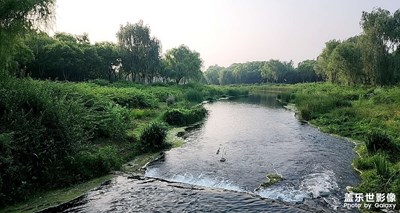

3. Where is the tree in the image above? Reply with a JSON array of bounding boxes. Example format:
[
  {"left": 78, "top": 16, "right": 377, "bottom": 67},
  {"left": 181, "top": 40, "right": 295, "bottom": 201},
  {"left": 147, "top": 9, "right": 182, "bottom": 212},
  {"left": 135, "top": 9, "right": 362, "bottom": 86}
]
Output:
[
  {"left": 232, "top": 62, "right": 263, "bottom": 84},
  {"left": 315, "top": 40, "right": 341, "bottom": 82},
  {"left": 261, "top": 59, "right": 294, "bottom": 83},
  {"left": 164, "top": 45, "right": 203, "bottom": 84},
  {"left": 0, "top": 0, "right": 55, "bottom": 75},
  {"left": 359, "top": 9, "right": 391, "bottom": 85},
  {"left": 295, "top": 60, "right": 321, "bottom": 83},
  {"left": 219, "top": 68, "right": 236, "bottom": 85},
  {"left": 330, "top": 41, "right": 363, "bottom": 85},
  {"left": 10, "top": 41, "right": 35, "bottom": 78},
  {"left": 95, "top": 42, "right": 122, "bottom": 82},
  {"left": 204, "top": 65, "right": 224, "bottom": 85},
  {"left": 117, "top": 20, "right": 161, "bottom": 83},
  {"left": 145, "top": 38, "right": 162, "bottom": 83}
]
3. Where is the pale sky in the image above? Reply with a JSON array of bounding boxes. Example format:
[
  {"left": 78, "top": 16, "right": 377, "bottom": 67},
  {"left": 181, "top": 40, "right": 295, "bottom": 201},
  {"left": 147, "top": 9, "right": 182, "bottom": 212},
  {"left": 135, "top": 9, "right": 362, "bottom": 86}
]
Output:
[{"left": 54, "top": 0, "right": 399, "bottom": 69}]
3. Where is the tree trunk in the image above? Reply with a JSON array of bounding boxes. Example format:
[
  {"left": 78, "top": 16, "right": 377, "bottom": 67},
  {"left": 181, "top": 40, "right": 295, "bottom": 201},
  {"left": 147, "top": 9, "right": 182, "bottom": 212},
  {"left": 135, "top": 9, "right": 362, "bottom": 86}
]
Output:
[{"left": 176, "top": 77, "right": 182, "bottom": 85}]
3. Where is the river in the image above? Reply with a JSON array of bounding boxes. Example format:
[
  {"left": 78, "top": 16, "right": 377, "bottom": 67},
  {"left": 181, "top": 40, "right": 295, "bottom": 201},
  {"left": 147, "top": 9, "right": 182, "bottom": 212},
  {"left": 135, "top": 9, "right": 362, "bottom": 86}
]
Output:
[{"left": 49, "top": 93, "right": 359, "bottom": 212}]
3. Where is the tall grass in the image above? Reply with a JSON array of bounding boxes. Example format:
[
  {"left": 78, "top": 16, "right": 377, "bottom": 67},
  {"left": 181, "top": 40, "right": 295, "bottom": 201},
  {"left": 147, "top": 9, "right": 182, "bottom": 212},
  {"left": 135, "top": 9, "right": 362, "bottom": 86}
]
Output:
[
  {"left": 274, "top": 83, "right": 400, "bottom": 205},
  {"left": 163, "top": 106, "right": 208, "bottom": 126},
  {"left": 0, "top": 78, "right": 249, "bottom": 207}
]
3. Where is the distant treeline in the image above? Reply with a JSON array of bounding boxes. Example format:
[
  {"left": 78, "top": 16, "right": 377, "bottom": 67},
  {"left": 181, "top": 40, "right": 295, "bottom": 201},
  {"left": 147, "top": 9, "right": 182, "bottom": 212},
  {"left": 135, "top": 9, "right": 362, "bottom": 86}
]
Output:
[
  {"left": 204, "top": 60, "right": 322, "bottom": 85},
  {"left": 9, "top": 21, "right": 203, "bottom": 84},
  {"left": 204, "top": 8, "right": 400, "bottom": 86},
  {"left": 6, "top": 8, "right": 400, "bottom": 86}
]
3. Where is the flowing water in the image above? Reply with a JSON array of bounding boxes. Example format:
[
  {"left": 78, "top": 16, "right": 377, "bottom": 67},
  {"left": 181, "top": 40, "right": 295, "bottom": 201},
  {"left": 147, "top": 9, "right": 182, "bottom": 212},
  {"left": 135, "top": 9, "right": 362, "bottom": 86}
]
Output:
[
  {"left": 53, "top": 93, "right": 359, "bottom": 212},
  {"left": 146, "top": 94, "right": 359, "bottom": 210}
]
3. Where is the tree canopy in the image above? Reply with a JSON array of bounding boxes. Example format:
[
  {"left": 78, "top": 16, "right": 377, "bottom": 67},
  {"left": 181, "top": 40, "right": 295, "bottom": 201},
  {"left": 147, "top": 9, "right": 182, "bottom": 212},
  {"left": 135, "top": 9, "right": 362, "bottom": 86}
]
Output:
[
  {"left": 316, "top": 8, "right": 400, "bottom": 85},
  {"left": 204, "top": 60, "right": 321, "bottom": 85},
  {"left": 0, "top": 0, "right": 55, "bottom": 75},
  {"left": 163, "top": 45, "right": 203, "bottom": 84}
]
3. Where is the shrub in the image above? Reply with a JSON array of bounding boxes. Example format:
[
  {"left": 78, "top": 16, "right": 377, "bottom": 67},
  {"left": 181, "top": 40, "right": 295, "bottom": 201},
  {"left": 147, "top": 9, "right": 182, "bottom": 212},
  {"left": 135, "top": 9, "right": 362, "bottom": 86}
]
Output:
[
  {"left": 164, "top": 106, "right": 207, "bottom": 126},
  {"left": 185, "top": 89, "right": 203, "bottom": 103},
  {"left": 277, "top": 92, "right": 295, "bottom": 104},
  {"left": 131, "top": 109, "right": 155, "bottom": 119},
  {"left": 227, "top": 89, "right": 241, "bottom": 97},
  {"left": 366, "top": 129, "right": 400, "bottom": 156},
  {"left": 166, "top": 95, "right": 176, "bottom": 106},
  {"left": 71, "top": 146, "right": 122, "bottom": 180},
  {"left": 0, "top": 79, "right": 90, "bottom": 205},
  {"left": 89, "top": 102, "right": 131, "bottom": 139},
  {"left": 374, "top": 155, "right": 392, "bottom": 179},
  {"left": 90, "top": 79, "right": 110, "bottom": 86},
  {"left": 0, "top": 78, "right": 134, "bottom": 206},
  {"left": 354, "top": 153, "right": 389, "bottom": 171},
  {"left": 296, "top": 95, "right": 351, "bottom": 120},
  {"left": 139, "top": 122, "right": 168, "bottom": 151}
]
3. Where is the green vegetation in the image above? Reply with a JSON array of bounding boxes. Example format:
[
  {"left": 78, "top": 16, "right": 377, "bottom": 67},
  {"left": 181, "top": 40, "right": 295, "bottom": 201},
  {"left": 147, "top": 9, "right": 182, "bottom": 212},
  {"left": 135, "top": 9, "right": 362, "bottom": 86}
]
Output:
[
  {"left": 315, "top": 9, "right": 400, "bottom": 86},
  {"left": 1, "top": 1, "right": 400, "bottom": 211},
  {"left": 164, "top": 107, "right": 208, "bottom": 126},
  {"left": 8, "top": 21, "right": 203, "bottom": 84},
  {"left": 205, "top": 8, "right": 400, "bottom": 87},
  {"left": 0, "top": 77, "right": 248, "bottom": 208},
  {"left": 204, "top": 60, "right": 322, "bottom": 85},
  {"left": 139, "top": 122, "right": 168, "bottom": 151},
  {"left": 276, "top": 83, "right": 400, "bottom": 206}
]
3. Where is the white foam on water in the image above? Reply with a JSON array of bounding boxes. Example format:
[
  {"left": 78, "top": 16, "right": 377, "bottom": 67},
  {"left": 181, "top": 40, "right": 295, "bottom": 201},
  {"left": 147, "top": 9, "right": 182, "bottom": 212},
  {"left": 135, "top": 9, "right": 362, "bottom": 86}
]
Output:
[
  {"left": 300, "top": 169, "right": 338, "bottom": 198},
  {"left": 145, "top": 169, "right": 243, "bottom": 192},
  {"left": 171, "top": 173, "right": 244, "bottom": 192},
  {"left": 257, "top": 170, "right": 339, "bottom": 203}
]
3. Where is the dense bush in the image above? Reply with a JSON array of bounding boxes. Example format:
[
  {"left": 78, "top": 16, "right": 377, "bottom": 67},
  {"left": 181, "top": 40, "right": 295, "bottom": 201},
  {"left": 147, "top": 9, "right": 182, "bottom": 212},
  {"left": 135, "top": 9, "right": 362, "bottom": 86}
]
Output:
[
  {"left": 70, "top": 146, "right": 122, "bottom": 180},
  {"left": 185, "top": 89, "right": 203, "bottom": 102},
  {"left": 0, "top": 78, "right": 132, "bottom": 206},
  {"left": 0, "top": 77, "right": 249, "bottom": 207},
  {"left": 90, "top": 79, "right": 110, "bottom": 86},
  {"left": 296, "top": 95, "right": 351, "bottom": 120},
  {"left": 139, "top": 122, "right": 168, "bottom": 151},
  {"left": 366, "top": 129, "right": 400, "bottom": 157},
  {"left": 277, "top": 92, "right": 295, "bottom": 104},
  {"left": 374, "top": 155, "right": 392, "bottom": 179},
  {"left": 163, "top": 106, "right": 207, "bottom": 126},
  {"left": 0, "top": 79, "right": 89, "bottom": 205}
]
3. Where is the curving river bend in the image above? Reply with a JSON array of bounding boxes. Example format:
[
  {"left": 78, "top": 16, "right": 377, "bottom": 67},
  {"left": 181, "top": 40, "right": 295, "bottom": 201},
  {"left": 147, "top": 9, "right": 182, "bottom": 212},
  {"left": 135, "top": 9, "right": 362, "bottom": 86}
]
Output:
[{"left": 51, "top": 93, "right": 359, "bottom": 212}]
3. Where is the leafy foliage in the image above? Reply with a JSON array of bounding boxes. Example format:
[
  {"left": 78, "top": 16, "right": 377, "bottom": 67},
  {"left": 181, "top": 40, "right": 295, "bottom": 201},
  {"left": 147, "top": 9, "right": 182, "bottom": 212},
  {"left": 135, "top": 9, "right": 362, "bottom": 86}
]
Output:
[
  {"left": 139, "top": 122, "right": 168, "bottom": 151},
  {"left": 316, "top": 8, "right": 400, "bottom": 85},
  {"left": 163, "top": 45, "right": 203, "bottom": 84},
  {"left": 204, "top": 60, "right": 321, "bottom": 85},
  {"left": 366, "top": 130, "right": 400, "bottom": 157},
  {"left": 185, "top": 89, "right": 203, "bottom": 102},
  {"left": 164, "top": 107, "right": 207, "bottom": 126}
]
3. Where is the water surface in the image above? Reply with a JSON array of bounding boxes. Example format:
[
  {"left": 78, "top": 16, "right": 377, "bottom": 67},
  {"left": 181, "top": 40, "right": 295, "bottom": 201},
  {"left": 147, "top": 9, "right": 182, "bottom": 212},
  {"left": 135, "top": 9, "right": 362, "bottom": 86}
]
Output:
[
  {"left": 146, "top": 93, "right": 359, "bottom": 209},
  {"left": 53, "top": 93, "right": 359, "bottom": 212}
]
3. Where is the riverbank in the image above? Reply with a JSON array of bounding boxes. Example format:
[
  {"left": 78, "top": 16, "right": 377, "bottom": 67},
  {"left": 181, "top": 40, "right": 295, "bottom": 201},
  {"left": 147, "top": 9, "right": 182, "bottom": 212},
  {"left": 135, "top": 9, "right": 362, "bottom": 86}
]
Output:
[
  {"left": 265, "top": 83, "right": 400, "bottom": 209},
  {"left": 0, "top": 77, "right": 248, "bottom": 210}
]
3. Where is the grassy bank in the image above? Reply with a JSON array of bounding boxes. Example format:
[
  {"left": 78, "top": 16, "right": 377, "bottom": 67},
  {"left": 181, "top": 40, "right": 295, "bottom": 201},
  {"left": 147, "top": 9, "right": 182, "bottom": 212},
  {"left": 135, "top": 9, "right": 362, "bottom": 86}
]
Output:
[
  {"left": 271, "top": 83, "right": 400, "bottom": 208},
  {"left": 0, "top": 77, "right": 248, "bottom": 209}
]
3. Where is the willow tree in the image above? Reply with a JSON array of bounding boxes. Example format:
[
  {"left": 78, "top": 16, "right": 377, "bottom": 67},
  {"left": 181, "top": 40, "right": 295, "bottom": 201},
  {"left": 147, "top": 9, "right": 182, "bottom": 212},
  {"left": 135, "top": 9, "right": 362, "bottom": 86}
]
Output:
[
  {"left": 117, "top": 20, "right": 161, "bottom": 83},
  {"left": 163, "top": 45, "right": 203, "bottom": 84},
  {"left": 0, "top": 0, "right": 55, "bottom": 76}
]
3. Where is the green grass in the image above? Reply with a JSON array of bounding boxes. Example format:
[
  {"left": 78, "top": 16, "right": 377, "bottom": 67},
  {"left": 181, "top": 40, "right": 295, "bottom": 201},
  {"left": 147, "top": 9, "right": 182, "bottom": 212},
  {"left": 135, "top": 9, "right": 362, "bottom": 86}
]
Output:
[
  {"left": 270, "top": 83, "right": 400, "bottom": 206},
  {"left": 0, "top": 77, "right": 249, "bottom": 209}
]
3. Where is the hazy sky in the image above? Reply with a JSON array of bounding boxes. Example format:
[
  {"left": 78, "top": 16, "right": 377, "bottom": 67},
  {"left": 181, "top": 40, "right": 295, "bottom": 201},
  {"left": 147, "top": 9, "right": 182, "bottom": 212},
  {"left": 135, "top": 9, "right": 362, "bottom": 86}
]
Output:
[{"left": 54, "top": 0, "right": 399, "bottom": 69}]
